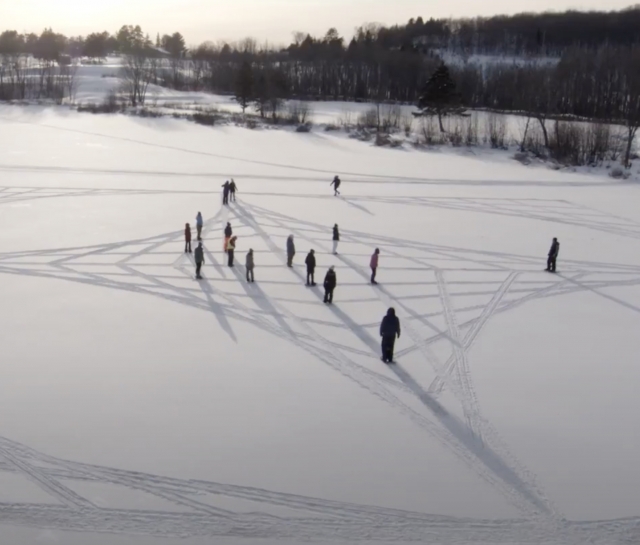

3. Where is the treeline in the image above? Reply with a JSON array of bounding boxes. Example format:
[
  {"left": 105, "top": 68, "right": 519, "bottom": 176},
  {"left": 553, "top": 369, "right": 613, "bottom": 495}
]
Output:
[
  {"left": 0, "top": 26, "right": 186, "bottom": 60},
  {"left": 377, "top": 7, "right": 640, "bottom": 55},
  {"left": 0, "top": 26, "right": 187, "bottom": 101}
]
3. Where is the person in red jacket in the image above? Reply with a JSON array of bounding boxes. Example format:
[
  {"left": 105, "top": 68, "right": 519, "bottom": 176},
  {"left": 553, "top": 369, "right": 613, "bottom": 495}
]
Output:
[
  {"left": 370, "top": 248, "right": 380, "bottom": 284},
  {"left": 184, "top": 223, "right": 192, "bottom": 253}
]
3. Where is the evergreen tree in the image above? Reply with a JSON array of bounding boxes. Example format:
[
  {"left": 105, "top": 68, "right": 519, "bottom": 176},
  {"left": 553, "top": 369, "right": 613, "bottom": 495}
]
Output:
[
  {"left": 162, "top": 32, "right": 186, "bottom": 58},
  {"left": 416, "top": 63, "right": 463, "bottom": 132},
  {"left": 235, "top": 61, "right": 253, "bottom": 114},
  {"left": 83, "top": 32, "right": 110, "bottom": 60},
  {"left": 252, "top": 69, "right": 269, "bottom": 118}
]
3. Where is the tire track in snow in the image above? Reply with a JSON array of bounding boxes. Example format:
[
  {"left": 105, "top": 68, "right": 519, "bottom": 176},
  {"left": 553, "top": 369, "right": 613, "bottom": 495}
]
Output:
[
  {"left": 435, "top": 268, "right": 483, "bottom": 438},
  {"left": 0, "top": 440, "right": 95, "bottom": 511},
  {"left": 236, "top": 201, "right": 555, "bottom": 517},
  {"left": 429, "top": 271, "right": 519, "bottom": 397}
]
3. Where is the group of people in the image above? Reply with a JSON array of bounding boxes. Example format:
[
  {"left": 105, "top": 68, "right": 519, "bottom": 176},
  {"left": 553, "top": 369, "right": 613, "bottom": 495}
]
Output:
[
  {"left": 184, "top": 212, "right": 206, "bottom": 278},
  {"left": 183, "top": 214, "right": 382, "bottom": 306},
  {"left": 181, "top": 174, "right": 561, "bottom": 363},
  {"left": 221, "top": 179, "right": 238, "bottom": 205}
]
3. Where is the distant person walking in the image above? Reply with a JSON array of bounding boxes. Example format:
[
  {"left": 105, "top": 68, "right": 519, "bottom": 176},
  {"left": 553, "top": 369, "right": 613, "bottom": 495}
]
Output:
[
  {"left": 323, "top": 266, "right": 337, "bottom": 304},
  {"left": 222, "top": 180, "right": 231, "bottom": 205},
  {"left": 330, "top": 175, "right": 341, "bottom": 196},
  {"left": 196, "top": 212, "right": 203, "bottom": 240},
  {"left": 227, "top": 236, "right": 237, "bottom": 267},
  {"left": 546, "top": 237, "right": 560, "bottom": 273},
  {"left": 229, "top": 179, "right": 238, "bottom": 202},
  {"left": 246, "top": 249, "right": 255, "bottom": 282},
  {"left": 286, "top": 235, "right": 296, "bottom": 267},
  {"left": 305, "top": 249, "right": 317, "bottom": 286},
  {"left": 194, "top": 241, "right": 205, "bottom": 279},
  {"left": 184, "top": 223, "right": 192, "bottom": 253},
  {"left": 379, "top": 308, "right": 401, "bottom": 364},
  {"left": 224, "top": 222, "right": 233, "bottom": 253},
  {"left": 332, "top": 224, "right": 340, "bottom": 255},
  {"left": 370, "top": 248, "right": 380, "bottom": 284}
]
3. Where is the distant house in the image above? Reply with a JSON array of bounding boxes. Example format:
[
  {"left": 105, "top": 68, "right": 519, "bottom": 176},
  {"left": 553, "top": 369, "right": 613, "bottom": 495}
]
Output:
[{"left": 147, "top": 46, "right": 171, "bottom": 58}]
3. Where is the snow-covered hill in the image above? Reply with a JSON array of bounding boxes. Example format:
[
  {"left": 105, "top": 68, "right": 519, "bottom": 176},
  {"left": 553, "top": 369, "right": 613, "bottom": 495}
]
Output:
[{"left": 0, "top": 102, "right": 639, "bottom": 545}]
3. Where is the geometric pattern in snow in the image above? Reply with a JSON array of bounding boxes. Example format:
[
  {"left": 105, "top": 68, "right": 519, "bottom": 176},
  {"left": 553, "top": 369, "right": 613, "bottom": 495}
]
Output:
[
  {"left": 2, "top": 197, "right": 640, "bottom": 538},
  {"left": 0, "top": 435, "right": 638, "bottom": 542}
]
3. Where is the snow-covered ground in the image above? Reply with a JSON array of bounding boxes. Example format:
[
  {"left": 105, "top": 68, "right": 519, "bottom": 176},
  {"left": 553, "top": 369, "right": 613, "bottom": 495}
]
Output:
[{"left": 2, "top": 79, "right": 640, "bottom": 545}]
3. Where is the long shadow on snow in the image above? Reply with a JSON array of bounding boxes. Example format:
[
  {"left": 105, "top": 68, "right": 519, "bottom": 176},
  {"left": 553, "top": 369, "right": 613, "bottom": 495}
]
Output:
[
  {"left": 227, "top": 263, "right": 299, "bottom": 340},
  {"left": 242, "top": 201, "right": 553, "bottom": 515}
]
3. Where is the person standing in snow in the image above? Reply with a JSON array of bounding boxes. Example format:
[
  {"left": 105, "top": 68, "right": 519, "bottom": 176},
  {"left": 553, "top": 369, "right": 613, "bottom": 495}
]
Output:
[
  {"left": 305, "top": 249, "right": 317, "bottom": 286},
  {"left": 227, "top": 236, "right": 237, "bottom": 267},
  {"left": 546, "top": 237, "right": 560, "bottom": 273},
  {"left": 379, "top": 308, "right": 401, "bottom": 364},
  {"left": 224, "top": 222, "right": 232, "bottom": 253},
  {"left": 323, "top": 266, "right": 337, "bottom": 304},
  {"left": 222, "top": 180, "right": 231, "bottom": 205},
  {"left": 194, "top": 241, "right": 205, "bottom": 279},
  {"left": 330, "top": 175, "right": 341, "bottom": 196},
  {"left": 229, "top": 179, "right": 238, "bottom": 202},
  {"left": 184, "top": 223, "right": 192, "bottom": 253},
  {"left": 286, "top": 235, "right": 296, "bottom": 267},
  {"left": 196, "top": 212, "right": 203, "bottom": 241},
  {"left": 246, "top": 249, "right": 255, "bottom": 283},
  {"left": 332, "top": 224, "right": 340, "bottom": 255},
  {"left": 370, "top": 248, "right": 380, "bottom": 284}
]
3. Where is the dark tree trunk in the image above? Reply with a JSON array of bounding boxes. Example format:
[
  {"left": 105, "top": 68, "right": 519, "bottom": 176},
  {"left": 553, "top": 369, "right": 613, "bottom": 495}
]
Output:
[{"left": 624, "top": 125, "right": 638, "bottom": 168}]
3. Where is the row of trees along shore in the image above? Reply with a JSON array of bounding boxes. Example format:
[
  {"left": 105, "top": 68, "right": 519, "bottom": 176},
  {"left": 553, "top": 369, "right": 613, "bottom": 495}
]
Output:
[{"left": 1, "top": 9, "right": 640, "bottom": 166}]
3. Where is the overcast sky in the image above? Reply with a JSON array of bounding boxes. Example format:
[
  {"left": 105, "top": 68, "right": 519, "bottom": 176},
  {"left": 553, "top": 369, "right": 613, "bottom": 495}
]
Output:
[{"left": 1, "top": 0, "right": 633, "bottom": 45}]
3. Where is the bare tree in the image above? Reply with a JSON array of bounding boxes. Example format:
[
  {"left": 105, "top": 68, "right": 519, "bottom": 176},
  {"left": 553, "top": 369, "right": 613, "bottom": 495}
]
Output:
[
  {"left": 60, "top": 62, "right": 80, "bottom": 103},
  {"left": 620, "top": 48, "right": 640, "bottom": 168},
  {"left": 120, "top": 51, "right": 157, "bottom": 106}
]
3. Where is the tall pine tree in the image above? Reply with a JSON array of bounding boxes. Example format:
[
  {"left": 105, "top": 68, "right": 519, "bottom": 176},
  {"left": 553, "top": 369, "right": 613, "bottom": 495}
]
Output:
[
  {"left": 235, "top": 61, "right": 254, "bottom": 114},
  {"left": 416, "top": 63, "right": 463, "bottom": 132}
]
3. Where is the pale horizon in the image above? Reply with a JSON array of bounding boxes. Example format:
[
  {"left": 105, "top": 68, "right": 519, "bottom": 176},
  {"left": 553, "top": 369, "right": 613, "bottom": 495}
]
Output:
[{"left": 0, "top": 0, "right": 633, "bottom": 46}]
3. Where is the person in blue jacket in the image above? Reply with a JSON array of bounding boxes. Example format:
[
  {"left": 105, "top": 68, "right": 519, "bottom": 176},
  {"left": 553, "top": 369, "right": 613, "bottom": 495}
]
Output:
[{"left": 196, "top": 212, "right": 204, "bottom": 240}]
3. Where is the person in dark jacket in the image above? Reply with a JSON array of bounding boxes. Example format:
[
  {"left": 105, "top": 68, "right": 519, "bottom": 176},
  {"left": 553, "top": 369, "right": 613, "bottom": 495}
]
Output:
[
  {"left": 370, "top": 248, "right": 380, "bottom": 284},
  {"left": 195, "top": 212, "right": 203, "bottom": 240},
  {"left": 332, "top": 224, "right": 339, "bottom": 255},
  {"left": 246, "top": 249, "right": 255, "bottom": 282},
  {"left": 229, "top": 179, "right": 238, "bottom": 202},
  {"left": 330, "top": 175, "right": 341, "bottom": 196},
  {"left": 184, "top": 223, "right": 192, "bottom": 253},
  {"left": 305, "top": 249, "right": 317, "bottom": 286},
  {"left": 194, "top": 242, "right": 205, "bottom": 279},
  {"left": 286, "top": 235, "right": 296, "bottom": 267},
  {"left": 380, "top": 308, "right": 401, "bottom": 363},
  {"left": 222, "top": 180, "right": 231, "bottom": 205},
  {"left": 227, "top": 236, "right": 237, "bottom": 267},
  {"left": 546, "top": 237, "right": 560, "bottom": 273},
  {"left": 224, "top": 222, "right": 232, "bottom": 253},
  {"left": 323, "top": 266, "right": 337, "bottom": 304}
]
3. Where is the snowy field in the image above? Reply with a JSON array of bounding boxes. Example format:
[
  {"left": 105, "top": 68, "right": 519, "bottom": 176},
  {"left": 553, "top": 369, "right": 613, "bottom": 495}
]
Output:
[{"left": 1, "top": 100, "right": 640, "bottom": 545}]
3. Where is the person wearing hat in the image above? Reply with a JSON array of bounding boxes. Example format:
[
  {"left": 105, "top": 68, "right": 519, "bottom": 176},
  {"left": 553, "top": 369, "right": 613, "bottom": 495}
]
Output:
[
  {"left": 184, "top": 222, "right": 192, "bottom": 253},
  {"left": 226, "top": 236, "right": 237, "bottom": 267},
  {"left": 195, "top": 212, "right": 203, "bottom": 241},
  {"left": 246, "top": 248, "right": 255, "bottom": 282},
  {"left": 379, "top": 307, "right": 401, "bottom": 364},
  {"left": 305, "top": 249, "right": 317, "bottom": 286},
  {"left": 224, "top": 222, "right": 233, "bottom": 253},
  {"left": 194, "top": 241, "right": 205, "bottom": 279},
  {"left": 286, "top": 235, "right": 296, "bottom": 267},
  {"left": 323, "top": 266, "right": 337, "bottom": 304},
  {"left": 546, "top": 237, "right": 560, "bottom": 273},
  {"left": 370, "top": 248, "right": 380, "bottom": 285}
]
